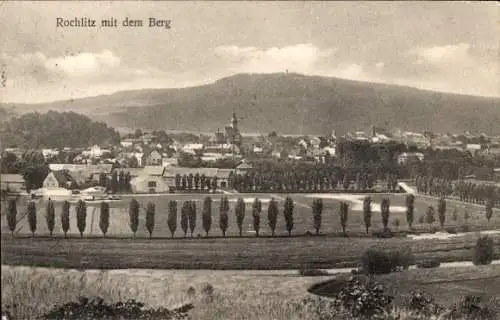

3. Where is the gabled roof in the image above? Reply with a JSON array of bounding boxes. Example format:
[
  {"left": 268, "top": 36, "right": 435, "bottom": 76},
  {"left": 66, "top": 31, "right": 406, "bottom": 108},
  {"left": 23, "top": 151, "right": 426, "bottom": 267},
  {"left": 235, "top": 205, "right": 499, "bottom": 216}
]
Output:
[
  {"left": 51, "top": 170, "right": 78, "bottom": 186},
  {"left": 119, "top": 166, "right": 165, "bottom": 177},
  {"left": 236, "top": 162, "right": 252, "bottom": 169},
  {"left": 163, "top": 167, "right": 222, "bottom": 177},
  {"left": 49, "top": 164, "right": 113, "bottom": 173}
]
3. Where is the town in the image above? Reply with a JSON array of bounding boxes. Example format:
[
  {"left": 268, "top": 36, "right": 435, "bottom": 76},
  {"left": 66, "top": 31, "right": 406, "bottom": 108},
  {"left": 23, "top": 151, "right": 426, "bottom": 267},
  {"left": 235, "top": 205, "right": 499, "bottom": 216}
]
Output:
[{"left": 2, "top": 112, "right": 500, "bottom": 200}]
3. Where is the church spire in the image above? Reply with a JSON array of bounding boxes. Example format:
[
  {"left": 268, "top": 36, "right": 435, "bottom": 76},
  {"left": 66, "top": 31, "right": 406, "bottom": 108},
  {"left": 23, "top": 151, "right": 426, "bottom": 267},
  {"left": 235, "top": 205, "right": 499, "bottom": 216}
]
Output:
[{"left": 231, "top": 112, "right": 238, "bottom": 130}]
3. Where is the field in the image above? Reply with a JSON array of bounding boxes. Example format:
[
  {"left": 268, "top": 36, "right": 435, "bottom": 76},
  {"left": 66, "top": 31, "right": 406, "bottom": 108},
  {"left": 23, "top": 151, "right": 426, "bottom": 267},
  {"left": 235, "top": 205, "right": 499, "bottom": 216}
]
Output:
[
  {"left": 2, "top": 264, "right": 500, "bottom": 319},
  {"left": 2, "top": 192, "right": 500, "bottom": 239},
  {"left": 2, "top": 232, "right": 499, "bottom": 270}
]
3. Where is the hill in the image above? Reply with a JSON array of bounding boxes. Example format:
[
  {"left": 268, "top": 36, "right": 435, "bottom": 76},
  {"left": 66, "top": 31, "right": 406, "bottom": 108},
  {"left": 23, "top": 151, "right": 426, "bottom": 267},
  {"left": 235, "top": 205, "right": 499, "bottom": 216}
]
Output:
[
  {"left": 1, "top": 111, "right": 120, "bottom": 149},
  {"left": 3, "top": 73, "right": 500, "bottom": 135}
]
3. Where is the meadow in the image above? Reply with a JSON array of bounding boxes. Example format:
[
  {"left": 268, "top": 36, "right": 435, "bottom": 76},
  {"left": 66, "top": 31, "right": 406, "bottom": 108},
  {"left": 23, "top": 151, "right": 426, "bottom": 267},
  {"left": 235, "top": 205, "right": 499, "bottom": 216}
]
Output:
[
  {"left": 2, "top": 264, "right": 500, "bottom": 320},
  {"left": 2, "top": 232, "right": 499, "bottom": 270},
  {"left": 3, "top": 192, "right": 499, "bottom": 239}
]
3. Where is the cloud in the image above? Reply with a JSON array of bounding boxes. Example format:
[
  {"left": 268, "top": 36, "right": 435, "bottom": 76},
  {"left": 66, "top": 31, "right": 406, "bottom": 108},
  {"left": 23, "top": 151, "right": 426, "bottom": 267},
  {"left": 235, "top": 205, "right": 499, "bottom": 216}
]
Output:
[
  {"left": 1, "top": 43, "right": 498, "bottom": 103},
  {"left": 44, "top": 50, "right": 121, "bottom": 77},
  {"left": 214, "top": 44, "right": 337, "bottom": 74},
  {"left": 410, "top": 43, "right": 471, "bottom": 65}
]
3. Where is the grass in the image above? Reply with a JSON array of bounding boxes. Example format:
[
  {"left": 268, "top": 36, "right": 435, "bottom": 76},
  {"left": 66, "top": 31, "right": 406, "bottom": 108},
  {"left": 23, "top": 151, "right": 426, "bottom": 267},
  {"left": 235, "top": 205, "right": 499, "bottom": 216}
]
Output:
[
  {"left": 3, "top": 193, "right": 499, "bottom": 239},
  {"left": 2, "top": 265, "right": 500, "bottom": 320},
  {"left": 311, "top": 265, "right": 500, "bottom": 305},
  {"left": 2, "top": 234, "right": 499, "bottom": 269},
  {"left": 1, "top": 265, "right": 327, "bottom": 320}
]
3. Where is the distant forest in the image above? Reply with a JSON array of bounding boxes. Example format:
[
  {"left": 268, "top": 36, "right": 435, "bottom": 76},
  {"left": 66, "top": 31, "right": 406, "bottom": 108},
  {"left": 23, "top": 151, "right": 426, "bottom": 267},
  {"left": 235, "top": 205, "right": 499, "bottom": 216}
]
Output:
[{"left": 1, "top": 110, "right": 120, "bottom": 149}]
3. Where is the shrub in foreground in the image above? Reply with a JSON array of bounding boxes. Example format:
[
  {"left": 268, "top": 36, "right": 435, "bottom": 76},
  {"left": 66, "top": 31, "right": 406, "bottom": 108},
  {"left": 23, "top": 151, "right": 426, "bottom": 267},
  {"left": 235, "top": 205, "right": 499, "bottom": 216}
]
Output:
[
  {"left": 416, "top": 259, "right": 441, "bottom": 269},
  {"left": 473, "top": 236, "right": 494, "bottom": 265},
  {"left": 334, "top": 279, "right": 393, "bottom": 318},
  {"left": 41, "top": 297, "right": 191, "bottom": 319},
  {"left": 361, "top": 246, "right": 414, "bottom": 275}
]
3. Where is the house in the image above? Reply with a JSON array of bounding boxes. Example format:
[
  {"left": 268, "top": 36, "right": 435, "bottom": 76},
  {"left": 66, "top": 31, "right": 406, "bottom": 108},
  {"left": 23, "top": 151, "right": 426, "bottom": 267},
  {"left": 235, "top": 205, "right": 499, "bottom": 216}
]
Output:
[
  {"left": 466, "top": 144, "right": 482, "bottom": 152},
  {"left": 120, "top": 138, "right": 140, "bottom": 148},
  {"left": 0, "top": 174, "right": 25, "bottom": 193},
  {"left": 396, "top": 152, "right": 424, "bottom": 164},
  {"left": 42, "top": 148, "right": 60, "bottom": 159},
  {"left": 298, "top": 139, "right": 309, "bottom": 150},
  {"left": 121, "top": 166, "right": 165, "bottom": 178},
  {"left": 43, "top": 170, "right": 78, "bottom": 189},
  {"left": 253, "top": 145, "right": 264, "bottom": 154},
  {"left": 235, "top": 161, "right": 253, "bottom": 175},
  {"left": 162, "top": 157, "right": 179, "bottom": 167},
  {"left": 182, "top": 143, "right": 204, "bottom": 155},
  {"left": 146, "top": 149, "right": 163, "bottom": 166},
  {"left": 130, "top": 174, "right": 170, "bottom": 194},
  {"left": 48, "top": 164, "right": 113, "bottom": 185},
  {"left": 323, "top": 146, "right": 336, "bottom": 157}
]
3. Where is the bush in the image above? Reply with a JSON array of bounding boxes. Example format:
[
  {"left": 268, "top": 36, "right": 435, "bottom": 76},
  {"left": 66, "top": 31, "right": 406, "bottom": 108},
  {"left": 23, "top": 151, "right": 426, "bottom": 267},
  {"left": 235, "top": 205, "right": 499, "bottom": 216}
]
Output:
[
  {"left": 372, "top": 229, "right": 394, "bottom": 238},
  {"left": 361, "top": 246, "right": 414, "bottom": 275},
  {"left": 298, "top": 265, "right": 329, "bottom": 276},
  {"left": 416, "top": 259, "right": 441, "bottom": 269},
  {"left": 473, "top": 236, "right": 494, "bottom": 265},
  {"left": 41, "top": 296, "right": 189, "bottom": 319},
  {"left": 445, "top": 227, "right": 457, "bottom": 234},
  {"left": 418, "top": 215, "right": 425, "bottom": 224},
  {"left": 401, "top": 290, "right": 444, "bottom": 316},
  {"left": 334, "top": 279, "right": 393, "bottom": 318},
  {"left": 448, "top": 295, "right": 498, "bottom": 320},
  {"left": 459, "top": 224, "right": 471, "bottom": 233}
]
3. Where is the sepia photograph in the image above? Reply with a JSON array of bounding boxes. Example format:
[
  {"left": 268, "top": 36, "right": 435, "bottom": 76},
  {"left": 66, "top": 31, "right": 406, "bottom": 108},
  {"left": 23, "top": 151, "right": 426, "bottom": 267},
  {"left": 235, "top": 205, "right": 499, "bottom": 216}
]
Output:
[{"left": 0, "top": 1, "right": 499, "bottom": 319}]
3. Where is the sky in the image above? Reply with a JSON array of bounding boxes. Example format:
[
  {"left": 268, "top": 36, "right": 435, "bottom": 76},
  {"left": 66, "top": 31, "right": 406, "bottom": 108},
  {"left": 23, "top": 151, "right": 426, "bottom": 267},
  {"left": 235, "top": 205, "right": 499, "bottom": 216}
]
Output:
[{"left": 0, "top": 1, "right": 498, "bottom": 103}]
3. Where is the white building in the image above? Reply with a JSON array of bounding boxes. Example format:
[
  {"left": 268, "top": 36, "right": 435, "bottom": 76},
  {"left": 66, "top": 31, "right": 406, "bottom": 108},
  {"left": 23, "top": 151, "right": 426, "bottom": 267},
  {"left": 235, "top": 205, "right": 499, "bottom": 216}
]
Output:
[{"left": 397, "top": 152, "right": 424, "bottom": 164}]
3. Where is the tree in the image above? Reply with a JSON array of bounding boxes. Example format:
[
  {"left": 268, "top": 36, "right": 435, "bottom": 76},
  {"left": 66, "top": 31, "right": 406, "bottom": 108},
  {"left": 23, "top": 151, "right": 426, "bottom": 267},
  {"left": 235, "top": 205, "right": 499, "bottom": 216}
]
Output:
[
  {"left": 7, "top": 199, "right": 17, "bottom": 237},
  {"left": 312, "top": 198, "right": 323, "bottom": 235},
  {"left": 363, "top": 196, "right": 372, "bottom": 234},
  {"left": 268, "top": 198, "right": 278, "bottom": 236},
  {"left": 189, "top": 200, "right": 197, "bottom": 237},
  {"left": 380, "top": 198, "right": 390, "bottom": 231},
  {"left": 61, "top": 201, "right": 70, "bottom": 238},
  {"left": 252, "top": 198, "right": 262, "bottom": 237},
  {"left": 235, "top": 197, "right": 246, "bottom": 236},
  {"left": 451, "top": 207, "right": 458, "bottom": 221},
  {"left": 110, "top": 171, "right": 119, "bottom": 193},
  {"left": 181, "top": 175, "right": 187, "bottom": 190},
  {"left": 99, "top": 201, "right": 110, "bottom": 237},
  {"left": 187, "top": 173, "right": 194, "bottom": 191},
  {"left": 145, "top": 202, "right": 155, "bottom": 238},
  {"left": 405, "top": 194, "right": 415, "bottom": 229},
  {"left": 27, "top": 201, "right": 37, "bottom": 237},
  {"left": 194, "top": 173, "right": 200, "bottom": 190},
  {"left": 437, "top": 197, "right": 446, "bottom": 228},
  {"left": 181, "top": 201, "right": 190, "bottom": 237},
  {"left": 339, "top": 201, "right": 349, "bottom": 236},
  {"left": 283, "top": 197, "right": 294, "bottom": 236},
  {"left": 76, "top": 200, "right": 87, "bottom": 238},
  {"left": 98, "top": 172, "right": 108, "bottom": 188},
  {"left": 473, "top": 236, "right": 494, "bottom": 265},
  {"left": 202, "top": 196, "right": 212, "bottom": 236},
  {"left": 129, "top": 199, "right": 139, "bottom": 238},
  {"left": 46, "top": 198, "right": 55, "bottom": 237},
  {"left": 485, "top": 199, "right": 493, "bottom": 223},
  {"left": 219, "top": 198, "right": 229, "bottom": 237},
  {"left": 167, "top": 200, "right": 177, "bottom": 238},
  {"left": 425, "top": 205, "right": 436, "bottom": 231}
]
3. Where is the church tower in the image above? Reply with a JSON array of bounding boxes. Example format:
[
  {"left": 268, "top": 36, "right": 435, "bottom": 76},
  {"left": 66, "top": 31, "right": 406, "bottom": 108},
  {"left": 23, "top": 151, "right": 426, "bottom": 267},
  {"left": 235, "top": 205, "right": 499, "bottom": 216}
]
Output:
[{"left": 231, "top": 112, "right": 238, "bottom": 130}]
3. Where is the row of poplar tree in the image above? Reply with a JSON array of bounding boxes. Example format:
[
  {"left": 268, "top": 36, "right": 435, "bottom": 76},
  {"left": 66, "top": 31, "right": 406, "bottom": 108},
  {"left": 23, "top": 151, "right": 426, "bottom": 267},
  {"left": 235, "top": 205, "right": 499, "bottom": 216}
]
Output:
[{"left": 5, "top": 194, "right": 495, "bottom": 238}]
